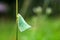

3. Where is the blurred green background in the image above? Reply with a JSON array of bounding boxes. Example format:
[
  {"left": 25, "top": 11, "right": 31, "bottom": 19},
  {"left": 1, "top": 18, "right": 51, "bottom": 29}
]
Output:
[
  {"left": 0, "top": 19, "right": 16, "bottom": 40},
  {"left": 18, "top": 0, "right": 60, "bottom": 40},
  {"left": 0, "top": 0, "right": 16, "bottom": 40}
]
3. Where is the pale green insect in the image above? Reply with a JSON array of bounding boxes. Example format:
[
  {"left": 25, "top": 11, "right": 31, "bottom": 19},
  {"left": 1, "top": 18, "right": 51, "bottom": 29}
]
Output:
[{"left": 17, "top": 14, "right": 31, "bottom": 32}]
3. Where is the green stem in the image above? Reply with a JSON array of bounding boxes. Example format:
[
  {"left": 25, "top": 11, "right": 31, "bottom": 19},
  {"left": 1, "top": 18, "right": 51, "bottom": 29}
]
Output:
[{"left": 16, "top": 26, "right": 18, "bottom": 40}]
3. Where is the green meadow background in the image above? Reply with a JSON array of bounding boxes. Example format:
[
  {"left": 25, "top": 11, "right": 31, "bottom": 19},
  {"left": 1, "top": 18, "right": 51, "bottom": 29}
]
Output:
[
  {"left": 0, "top": 0, "right": 16, "bottom": 40},
  {"left": 18, "top": 0, "right": 60, "bottom": 40},
  {"left": 0, "top": 19, "right": 16, "bottom": 40}
]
